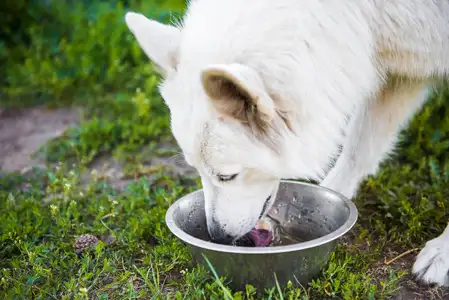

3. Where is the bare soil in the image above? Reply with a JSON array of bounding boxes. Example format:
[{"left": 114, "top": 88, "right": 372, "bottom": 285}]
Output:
[
  {"left": 0, "top": 107, "right": 81, "bottom": 173},
  {"left": 0, "top": 106, "right": 197, "bottom": 188}
]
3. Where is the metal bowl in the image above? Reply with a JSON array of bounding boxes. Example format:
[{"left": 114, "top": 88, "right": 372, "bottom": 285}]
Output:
[{"left": 165, "top": 180, "right": 358, "bottom": 290}]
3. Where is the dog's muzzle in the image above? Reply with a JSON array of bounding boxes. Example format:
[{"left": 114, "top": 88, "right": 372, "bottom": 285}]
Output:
[{"left": 210, "top": 194, "right": 274, "bottom": 246}]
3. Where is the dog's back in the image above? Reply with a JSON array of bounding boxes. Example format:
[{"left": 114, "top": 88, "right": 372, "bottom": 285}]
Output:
[
  {"left": 182, "top": 0, "right": 449, "bottom": 81},
  {"left": 180, "top": 0, "right": 380, "bottom": 129}
]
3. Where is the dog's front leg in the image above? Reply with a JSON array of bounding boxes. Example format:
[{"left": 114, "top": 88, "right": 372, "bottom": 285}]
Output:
[{"left": 320, "top": 77, "right": 431, "bottom": 199}]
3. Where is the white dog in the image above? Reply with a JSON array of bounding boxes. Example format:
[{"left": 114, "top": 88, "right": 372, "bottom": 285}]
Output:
[{"left": 125, "top": 0, "right": 449, "bottom": 287}]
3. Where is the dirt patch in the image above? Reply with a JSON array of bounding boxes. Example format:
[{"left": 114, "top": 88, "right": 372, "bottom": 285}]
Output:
[
  {"left": 339, "top": 229, "right": 449, "bottom": 300},
  {"left": 0, "top": 106, "right": 197, "bottom": 189},
  {"left": 85, "top": 153, "right": 198, "bottom": 190},
  {"left": 392, "top": 266, "right": 449, "bottom": 299},
  {"left": 370, "top": 248, "right": 449, "bottom": 300},
  {"left": 0, "top": 107, "right": 80, "bottom": 173}
]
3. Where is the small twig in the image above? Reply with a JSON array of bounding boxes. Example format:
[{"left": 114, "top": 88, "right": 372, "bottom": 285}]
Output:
[{"left": 384, "top": 248, "right": 420, "bottom": 265}]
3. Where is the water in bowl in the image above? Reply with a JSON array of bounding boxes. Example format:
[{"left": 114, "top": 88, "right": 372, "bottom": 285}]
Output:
[{"left": 272, "top": 226, "right": 305, "bottom": 246}]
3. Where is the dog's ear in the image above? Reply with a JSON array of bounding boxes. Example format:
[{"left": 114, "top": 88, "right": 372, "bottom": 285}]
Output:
[
  {"left": 201, "top": 64, "right": 275, "bottom": 135},
  {"left": 125, "top": 12, "right": 180, "bottom": 75}
]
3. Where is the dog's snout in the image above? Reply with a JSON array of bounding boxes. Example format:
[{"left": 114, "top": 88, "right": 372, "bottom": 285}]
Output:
[
  {"left": 208, "top": 220, "right": 234, "bottom": 245},
  {"left": 209, "top": 227, "right": 234, "bottom": 245},
  {"left": 210, "top": 233, "right": 234, "bottom": 245}
]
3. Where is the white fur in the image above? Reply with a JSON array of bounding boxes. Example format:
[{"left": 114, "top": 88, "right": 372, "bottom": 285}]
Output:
[
  {"left": 413, "top": 224, "right": 449, "bottom": 286},
  {"left": 125, "top": 0, "right": 449, "bottom": 286}
]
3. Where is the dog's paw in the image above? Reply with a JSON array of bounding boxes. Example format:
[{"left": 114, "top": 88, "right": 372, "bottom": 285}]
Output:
[{"left": 412, "top": 232, "right": 449, "bottom": 287}]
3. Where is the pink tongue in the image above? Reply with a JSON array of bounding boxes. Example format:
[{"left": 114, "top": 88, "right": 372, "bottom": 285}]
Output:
[{"left": 248, "top": 228, "right": 273, "bottom": 247}]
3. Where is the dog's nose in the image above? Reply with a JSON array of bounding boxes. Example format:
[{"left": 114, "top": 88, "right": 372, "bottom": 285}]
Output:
[
  {"left": 210, "top": 234, "right": 234, "bottom": 245},
  {"left": 208, "top": 226, "right": 234, "bottom": 245}
]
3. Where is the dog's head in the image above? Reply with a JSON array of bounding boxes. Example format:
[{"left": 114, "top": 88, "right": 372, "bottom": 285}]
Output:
[{"left": 125, "top": 12, "right": 343, "bottom": 243}]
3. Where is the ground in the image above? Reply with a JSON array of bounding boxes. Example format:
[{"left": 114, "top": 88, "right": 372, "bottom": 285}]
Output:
[
  {"left": 0, "top": 107, "right": 80, "bottom": 173},
  {"left": 0, "top": 106, "right": 196, "bottom": 187},
  {"left": 1, "top": 0, "right": 449, "bottom": 299},
  {"left": 1, "top": 100, "right": 448, "bottom": 299}
]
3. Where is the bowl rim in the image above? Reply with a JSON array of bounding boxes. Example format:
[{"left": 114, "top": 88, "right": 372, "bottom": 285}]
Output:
[{"left": 165, "top": 180, "right": 358, "bottom": 254}]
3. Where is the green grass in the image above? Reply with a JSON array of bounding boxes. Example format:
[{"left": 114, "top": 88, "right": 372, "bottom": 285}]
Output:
[{"left": 1, "top": 0, "right": 449, "bottom": 299}]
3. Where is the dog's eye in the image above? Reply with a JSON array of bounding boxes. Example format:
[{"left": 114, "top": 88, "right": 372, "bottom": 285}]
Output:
[{"left": 217, "top": 173, "right": 238, "bottom": 182}]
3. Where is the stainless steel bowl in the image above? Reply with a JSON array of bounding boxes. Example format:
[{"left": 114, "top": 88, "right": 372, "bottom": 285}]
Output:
[{"left": 165, "top": 180, "right": 358, "bottom": 290}]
